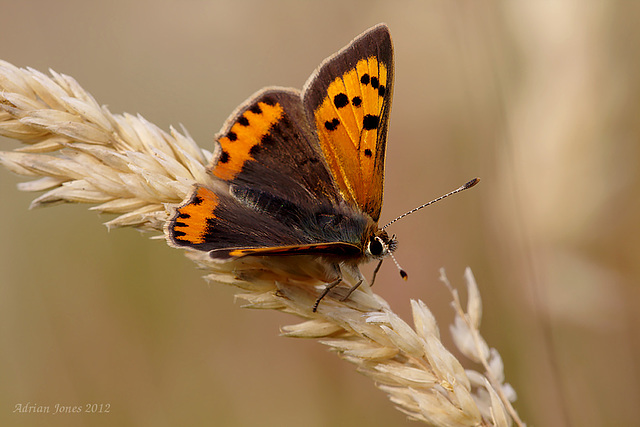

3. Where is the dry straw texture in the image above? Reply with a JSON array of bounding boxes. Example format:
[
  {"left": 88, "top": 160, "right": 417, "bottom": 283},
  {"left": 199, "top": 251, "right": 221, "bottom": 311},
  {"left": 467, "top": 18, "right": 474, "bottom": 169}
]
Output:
[{"left": 0, "top": 61, "right": 523, "bottom": 426}]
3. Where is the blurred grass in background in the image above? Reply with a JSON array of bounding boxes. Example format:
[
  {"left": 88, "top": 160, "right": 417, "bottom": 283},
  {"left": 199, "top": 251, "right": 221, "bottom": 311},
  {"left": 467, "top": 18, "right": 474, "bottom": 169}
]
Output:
[{"left": 1, "top": 1, "right": 638, "bottom": 426}]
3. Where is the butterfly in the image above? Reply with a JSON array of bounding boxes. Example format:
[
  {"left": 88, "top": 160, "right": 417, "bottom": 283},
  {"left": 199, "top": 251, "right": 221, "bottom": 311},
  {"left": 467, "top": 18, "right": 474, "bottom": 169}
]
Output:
[{"left": 168, "top": 24, "right": 397, "bottom": 311}]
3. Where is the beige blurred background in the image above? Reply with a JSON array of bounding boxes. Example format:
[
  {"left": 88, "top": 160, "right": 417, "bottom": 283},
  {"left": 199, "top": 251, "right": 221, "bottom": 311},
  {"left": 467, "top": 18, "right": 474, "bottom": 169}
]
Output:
[{"left": 1, "top": 1, "right": 639, "bottom": 426}]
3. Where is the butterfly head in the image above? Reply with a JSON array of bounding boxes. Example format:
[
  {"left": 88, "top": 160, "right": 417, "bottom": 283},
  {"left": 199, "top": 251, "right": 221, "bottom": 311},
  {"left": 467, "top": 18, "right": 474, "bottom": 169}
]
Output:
[{"left": 365, "top": 229, "right": 397, "bottom": 260}]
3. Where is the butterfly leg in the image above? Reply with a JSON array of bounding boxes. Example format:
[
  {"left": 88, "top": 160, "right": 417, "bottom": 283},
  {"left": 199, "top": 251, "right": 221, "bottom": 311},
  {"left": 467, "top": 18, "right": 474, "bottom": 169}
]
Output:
[
  {"left": 340, "top": 262, "right": 372, "bottom": 301},
  {"left": 369, "top": 259, "right": 384, "bottom": 288},
  {"left": 312, "top": 277, "right": 342, "bottom": 312},
  {"left": 340, "top": 279, "right": 364, "bottom": 302},
  {"left": 342, "top": 260, "right": 382, "bottom": 301},
  {"left": 313, "top": 264, "right": 346, "bottom": 312}
]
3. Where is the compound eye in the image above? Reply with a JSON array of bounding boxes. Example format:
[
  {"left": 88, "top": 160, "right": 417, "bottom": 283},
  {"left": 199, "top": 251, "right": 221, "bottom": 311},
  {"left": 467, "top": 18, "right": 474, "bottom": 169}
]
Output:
[{"left": 368, "top": 237, "right": 384, "bottom": 257}]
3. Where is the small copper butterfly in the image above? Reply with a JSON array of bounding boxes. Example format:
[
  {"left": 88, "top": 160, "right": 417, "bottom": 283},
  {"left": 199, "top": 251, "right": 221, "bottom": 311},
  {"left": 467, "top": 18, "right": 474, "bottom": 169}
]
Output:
[{"left": 167, "top": 24, "right": 477, "bottom": 311}]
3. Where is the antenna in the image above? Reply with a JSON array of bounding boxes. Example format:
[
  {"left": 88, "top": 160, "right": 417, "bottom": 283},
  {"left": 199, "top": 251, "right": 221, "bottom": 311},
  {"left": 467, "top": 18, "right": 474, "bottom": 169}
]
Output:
[
  {"left": 382, "top": 177, "right": 480, "bottom": 229},
  {"left": 389, "top": 251, "right": 408, "bottom": 280}
]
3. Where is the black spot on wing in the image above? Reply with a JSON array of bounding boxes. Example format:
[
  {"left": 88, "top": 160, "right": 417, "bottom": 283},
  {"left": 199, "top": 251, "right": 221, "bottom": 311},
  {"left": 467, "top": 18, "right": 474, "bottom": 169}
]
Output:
[
  {"left": 249, "top": 104, "right": 262, "bottom": 114},
  {"left": 219, "top": 150, "right": 230, "bottom": 164},
  {"left": 363, "top": 114, "right": 379, "bottom": 130},
  {"left": 227, "top": 131, "right": 237, "bottom": 141},
  {"left": 364, "top": 149, "right": 372, "bottom": 157},
  {"left": 333, "top": 93, "right": 349, "bottom": 108},
  {"left": 370, "top": 76, "right": 379, "bottom": 89},
  {"left": 237, "top": 116, "right": 249, "bottom": 126},
  {"left": 325, "top": 118, "right": 340, "bottom": 131},
  {"left": 352, "top": 96, "right": 362, "bottom": 107},
  {"left": 360, "top": 74, "right": 370, "bottom": 85}
]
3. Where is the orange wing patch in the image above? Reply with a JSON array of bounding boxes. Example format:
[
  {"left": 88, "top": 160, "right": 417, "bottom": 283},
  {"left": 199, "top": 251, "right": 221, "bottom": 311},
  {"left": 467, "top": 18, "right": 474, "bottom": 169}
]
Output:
[
  {"left": 171, "top": 187, "right": 219, "bottom": 245},
  {"left": 213, "top": 100, "right": 284, "bottom": 181},
  {"left": 313, "top": 56, "right": 389, "bottom": 219}
]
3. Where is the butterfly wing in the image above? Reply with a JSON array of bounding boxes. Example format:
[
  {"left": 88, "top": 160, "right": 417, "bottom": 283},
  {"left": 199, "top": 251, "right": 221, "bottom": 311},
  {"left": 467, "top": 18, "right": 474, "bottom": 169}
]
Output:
[
  {"left": 303, "top": 24, "right": 394, "bottom": 222},
  {"left": 167, "top": 90, "right": 372, "bottom": 256},
  {"left": 211, "top": 89, "right": 341, "bottom": 208}
]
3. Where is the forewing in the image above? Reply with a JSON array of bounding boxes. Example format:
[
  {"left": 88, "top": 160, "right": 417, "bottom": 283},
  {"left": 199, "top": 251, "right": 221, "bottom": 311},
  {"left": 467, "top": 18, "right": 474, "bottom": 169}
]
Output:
[
  {"left": 303, "top": 24, "right": 394, "bottom": 221},
  {"left": 212, "top": 88, "right": 341, "bottom": 209}
]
